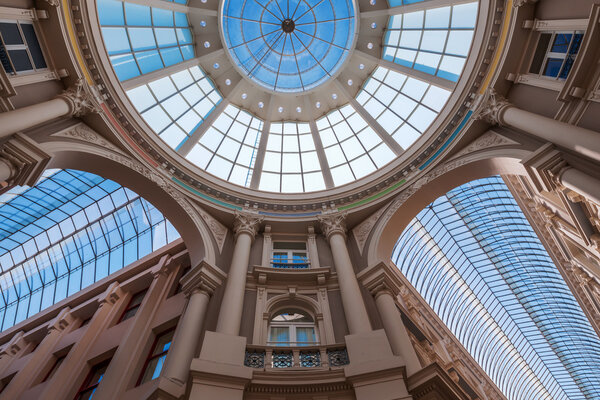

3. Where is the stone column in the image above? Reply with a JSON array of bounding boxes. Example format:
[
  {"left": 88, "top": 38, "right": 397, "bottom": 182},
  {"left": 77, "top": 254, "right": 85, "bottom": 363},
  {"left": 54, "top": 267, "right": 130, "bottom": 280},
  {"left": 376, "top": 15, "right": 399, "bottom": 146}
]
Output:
[
  {"left": 474, "top": 88, "right": 600, "bottom": 163},
  {"left": 0, "top": 79, "right": 100, "bottom": 138},
  {"left": 1, "top": 308, "right": 75, "bottom": 399},
  {"left": 216, "top": 211, "right": 263, "bottom": 336},
  {"left": 41, "top": 282, "right": 125, "bottom": 400},
  {"left": 92, "top": 255, "right": 179, "bottom": 400},
  {"left": 358, "top": 262, "right": 422, "bottom": 377},
  {"left": 161, "top": 261, "right": 225, "bottom": 386},
  {"left": 318, "top": 213, "right": 371, "bottom": 334},
  {"left": 558, "top": 167, "right": 600, "bottom": 205}
]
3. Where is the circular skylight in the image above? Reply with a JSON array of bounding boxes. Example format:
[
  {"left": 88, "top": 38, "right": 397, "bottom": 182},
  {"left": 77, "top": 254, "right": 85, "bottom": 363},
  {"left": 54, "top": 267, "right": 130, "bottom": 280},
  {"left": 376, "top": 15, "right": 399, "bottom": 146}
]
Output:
[{"left": 221, "top": 0, "right": 356, "bottom": 93}]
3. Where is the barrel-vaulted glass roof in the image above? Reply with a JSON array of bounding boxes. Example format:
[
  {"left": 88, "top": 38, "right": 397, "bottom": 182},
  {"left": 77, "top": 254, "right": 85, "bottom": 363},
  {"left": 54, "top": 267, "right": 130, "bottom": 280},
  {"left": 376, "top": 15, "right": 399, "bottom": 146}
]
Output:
[
  {"left": 221, "top": 0, "right": 356, "bottom": 93},
  {"left": 393, "top": 176, "right": 600, "bottom": 400},
  {"left": 97, "top": 0, "right": 479, "bottom": 193},
  {"left": 0, "top": 169, "right": 180, "bottom": 332}
]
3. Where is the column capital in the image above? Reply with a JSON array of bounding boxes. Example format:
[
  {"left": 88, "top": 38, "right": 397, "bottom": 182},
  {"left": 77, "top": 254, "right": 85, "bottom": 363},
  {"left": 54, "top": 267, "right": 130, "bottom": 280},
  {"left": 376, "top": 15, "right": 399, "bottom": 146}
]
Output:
[
  {"left": 47, "top": 307, "right": 74, "bottom": 333},
  {"left": 57, "top": 79, "right": 102, "bottom": 117},
  {"left": 472, "top": 88, "right": 512, "bottom": 125},
  {"left": 318, "top": 212, "right": 347, "bottom": 241},
  {"left": 233, "top": 211, "right": 263, "bottom": 240},
  {"left": 180, "top": 260, "right": 227, "bottom": 298},
  {"left": 357, "top": 261, "right": 402, "bottom": 298},
  {"left": 98, "top": 281, "right": 124, "bottom": 308},
  {"left": 0, "top": 133, "right": 51, "bottom": 193}
]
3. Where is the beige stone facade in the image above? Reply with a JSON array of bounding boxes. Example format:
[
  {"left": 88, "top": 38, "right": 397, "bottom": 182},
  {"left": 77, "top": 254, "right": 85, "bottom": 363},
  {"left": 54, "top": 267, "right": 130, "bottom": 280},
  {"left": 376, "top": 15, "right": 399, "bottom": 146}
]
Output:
[{"left": 0, "top": 0, "right": 599, "bottom": 399}]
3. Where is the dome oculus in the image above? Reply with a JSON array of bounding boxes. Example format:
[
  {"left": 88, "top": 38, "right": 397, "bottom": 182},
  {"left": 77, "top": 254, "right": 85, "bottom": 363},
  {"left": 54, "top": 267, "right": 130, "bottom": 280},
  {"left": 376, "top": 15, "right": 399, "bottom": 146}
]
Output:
[{"left": 221, "top": 0, "right": 356, "bottom": 93}]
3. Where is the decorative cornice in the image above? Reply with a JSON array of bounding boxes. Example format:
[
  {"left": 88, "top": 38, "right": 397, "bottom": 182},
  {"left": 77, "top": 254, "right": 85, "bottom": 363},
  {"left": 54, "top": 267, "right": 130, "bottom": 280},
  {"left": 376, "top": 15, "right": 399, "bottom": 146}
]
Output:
[
  {"left": 352, "top": 207, "right": 385, "bottom": 255},
  {"left": 0, "top": 133, "right": 52, "bottom": 193},
  {"left": 57, "top": 79, "right": 102, "bottom": 117},
  {"left": 180, "top": 260, "right": 226, "bottom": 298},
  {"left": 472, "top": 88, "right": 512, "bottom": 125},
  {"left": 318, "top": 212, "right": 347, "bottom": 241},
  {"left": 449, "top": 130, "right": 518, "bottom": 160},
  {"left": 233, "top": 211, "right": 263, "bottom": 239}
]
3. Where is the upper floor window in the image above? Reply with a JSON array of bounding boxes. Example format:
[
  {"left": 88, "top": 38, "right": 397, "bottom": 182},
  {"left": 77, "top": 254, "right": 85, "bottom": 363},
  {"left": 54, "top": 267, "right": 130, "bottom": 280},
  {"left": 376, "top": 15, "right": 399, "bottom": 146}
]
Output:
[
  {"left": 529, "top": 31, "right": 584, "bottom": 80},
  {"left": 0, "top": 21, "right": 47, "bottom": 75},
  {"left": 118, "top": 289, "right": 147, "bottom": 322},
  {"left": 138, "top": 329, "right": 174, "bottom": 385},
  {"left": 74, "top": 359, "right": 110, "bottom": 400},
  {"left": 268, "top": 310, "right": 318, "bottom": 346},
  {"left": 272, "top": 242, "right": 309, "bottom": 269}
]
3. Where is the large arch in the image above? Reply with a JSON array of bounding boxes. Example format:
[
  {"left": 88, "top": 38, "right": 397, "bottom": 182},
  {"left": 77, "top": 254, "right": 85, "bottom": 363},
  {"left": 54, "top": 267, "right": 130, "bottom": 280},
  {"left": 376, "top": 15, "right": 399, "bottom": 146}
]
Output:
[
  {"left": 367, "top": 150, "right": 529, "bottom": 266},
  {"left": 39, "top": 133, "right": 217, "bottom": 267}
]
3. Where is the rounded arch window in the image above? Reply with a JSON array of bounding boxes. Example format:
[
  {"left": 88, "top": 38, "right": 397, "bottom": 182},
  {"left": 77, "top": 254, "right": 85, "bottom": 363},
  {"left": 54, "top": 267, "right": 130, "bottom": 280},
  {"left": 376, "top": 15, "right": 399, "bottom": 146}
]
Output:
[{"left": 268, "top": 309, "right": 318, "bottom": 346}]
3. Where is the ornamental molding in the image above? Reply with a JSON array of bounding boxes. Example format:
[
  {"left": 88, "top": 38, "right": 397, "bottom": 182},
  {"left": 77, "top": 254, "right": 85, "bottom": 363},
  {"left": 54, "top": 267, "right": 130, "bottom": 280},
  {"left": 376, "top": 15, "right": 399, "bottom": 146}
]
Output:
[
  {"left": 0, "top": 133, "right": 51, "bottom": 193},
  {"left": 233, "top": 211, "right": 264, "bottom": 239},
  {"left": 471, "top": 88, "right": 512, "bottom": 125},
  {"left": 51, "top": 122, "right": 122, "bottom": 153},
  {"left": 352, "top": 207, "right": 385, "bottom": 255},
  {"left": 513, "top": 0, "right": 538, "bottom": 7},
  {"left": 57, "top": 79, "right": 103, "bottom": 117},
  {"left": 180, "top": 260, "right": 227, "bottom": 298},
  {"left": 318, "top": 212, "right": 347, "bottom": 241},
  {"left": 449, "top": 130, "right": 518, "bottom": 161}
]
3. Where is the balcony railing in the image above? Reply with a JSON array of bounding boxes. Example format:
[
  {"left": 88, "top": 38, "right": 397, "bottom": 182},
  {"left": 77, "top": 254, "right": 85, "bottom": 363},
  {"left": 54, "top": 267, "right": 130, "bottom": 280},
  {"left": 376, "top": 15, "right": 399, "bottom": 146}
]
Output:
[
  {"left": 244, "top": 344, "right": 350, "bottom": 369},
  {"left": 271, "top": 259, "right": 310, "bottom": 269}
]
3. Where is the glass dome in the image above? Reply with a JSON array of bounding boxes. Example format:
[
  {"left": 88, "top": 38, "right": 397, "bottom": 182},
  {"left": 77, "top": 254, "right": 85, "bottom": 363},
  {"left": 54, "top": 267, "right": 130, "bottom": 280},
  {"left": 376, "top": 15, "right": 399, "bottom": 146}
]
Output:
[
  {"left": 97, "top": 0, "right": 480, "bottom": 194},
  {"left": 221, "top": 0, "right": 357, "bottom": 93}
]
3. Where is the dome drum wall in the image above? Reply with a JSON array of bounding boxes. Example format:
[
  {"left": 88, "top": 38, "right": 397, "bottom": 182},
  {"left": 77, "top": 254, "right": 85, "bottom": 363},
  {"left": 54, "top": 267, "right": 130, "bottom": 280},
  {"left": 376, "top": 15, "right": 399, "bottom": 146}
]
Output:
[{"left": 78, "top": 0, "right": 505, "bottom": 215}]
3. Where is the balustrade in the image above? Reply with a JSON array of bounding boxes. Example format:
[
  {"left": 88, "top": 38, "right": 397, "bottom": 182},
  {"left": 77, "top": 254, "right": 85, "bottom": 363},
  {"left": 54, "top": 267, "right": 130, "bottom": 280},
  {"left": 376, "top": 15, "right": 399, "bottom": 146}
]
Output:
[{"left": 244, "top": 344, "right": 349, "bottom": 369}]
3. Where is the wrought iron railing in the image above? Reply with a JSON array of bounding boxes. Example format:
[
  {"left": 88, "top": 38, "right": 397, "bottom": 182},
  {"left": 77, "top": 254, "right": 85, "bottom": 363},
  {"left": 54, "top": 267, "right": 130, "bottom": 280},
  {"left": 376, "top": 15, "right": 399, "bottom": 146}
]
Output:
[
  {"left": 271, "top": 259, "right": 310, "bottom": 269},
  {"left": 244, "top": 344, "right": 349, "bottom": 369}
]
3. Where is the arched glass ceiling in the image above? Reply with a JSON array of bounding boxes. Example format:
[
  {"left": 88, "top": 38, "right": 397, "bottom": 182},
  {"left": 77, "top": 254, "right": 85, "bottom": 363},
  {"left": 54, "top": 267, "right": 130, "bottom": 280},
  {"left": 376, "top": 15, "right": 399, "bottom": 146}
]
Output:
[
  {"left": 0, "top": 169, "right": 180, "bottom": 332},
  {"left": 221, "top": 0, "right": 356, "bottom": 93},
  {"left": 97, "top": 0, "right": 478, "bottom": 193},
  {"left": 383, "top": 2, "right": 477, "bottom": 82},
  {"left": 98, "top": 0, "right": 194, "bottom": 81},
  {"left": 393, "top": 176, "right": 600, "bottom": 400}
]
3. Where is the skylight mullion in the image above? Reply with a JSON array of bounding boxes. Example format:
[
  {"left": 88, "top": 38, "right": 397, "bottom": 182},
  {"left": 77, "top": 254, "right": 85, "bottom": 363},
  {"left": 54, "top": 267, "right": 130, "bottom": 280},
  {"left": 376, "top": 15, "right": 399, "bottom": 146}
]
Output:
[
  {"left": 304, "top": 98, "right": 334, "bottom": 189},
  {"left": 177, "top": 98, "right": 229, "bottom": 156}
]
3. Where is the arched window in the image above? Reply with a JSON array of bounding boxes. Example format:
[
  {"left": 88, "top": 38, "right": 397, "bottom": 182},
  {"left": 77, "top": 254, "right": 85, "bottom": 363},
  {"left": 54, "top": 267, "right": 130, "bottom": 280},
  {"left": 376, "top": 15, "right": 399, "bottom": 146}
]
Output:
[{"left": 268, "top": 309, "right": 318, "bottom": 347}]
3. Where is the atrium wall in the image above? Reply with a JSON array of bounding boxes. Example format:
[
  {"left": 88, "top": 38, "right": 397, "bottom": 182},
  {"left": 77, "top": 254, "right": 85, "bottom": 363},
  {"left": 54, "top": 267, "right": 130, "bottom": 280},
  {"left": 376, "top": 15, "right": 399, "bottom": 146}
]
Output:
[{"left": 0, "top": 0, "right": 599, "bottom": 399}]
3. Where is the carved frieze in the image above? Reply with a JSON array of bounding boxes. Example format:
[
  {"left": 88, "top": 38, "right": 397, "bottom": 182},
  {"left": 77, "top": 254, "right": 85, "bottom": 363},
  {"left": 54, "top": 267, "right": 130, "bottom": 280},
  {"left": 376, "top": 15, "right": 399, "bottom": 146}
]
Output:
[{"left": 472, "top": 88, "right": 512, "bottom": 125}]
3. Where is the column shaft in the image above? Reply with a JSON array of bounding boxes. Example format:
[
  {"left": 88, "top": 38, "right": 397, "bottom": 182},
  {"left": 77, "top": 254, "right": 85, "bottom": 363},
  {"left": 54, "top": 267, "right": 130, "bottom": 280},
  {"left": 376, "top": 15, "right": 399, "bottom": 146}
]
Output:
[
  {"left": 501, "top": 106, "right": 600, "bottom": 163},
  {"left": 329, "top": 233, "right": 371, "bottom": 334},
  {"left": 216, "top": 232, "right": 253, "bottom": 335},
  {"left": 162, "top": 289, "right": 210, "bottom": 384},
  {"left": 0, "top": 98, "right": 71, "bottom": 138},
  {"left": 374, "top": 291, "right": 421, "bottom": 376},
  {"left": 560, "top": 167, "right": 600, "bottom": 205}
]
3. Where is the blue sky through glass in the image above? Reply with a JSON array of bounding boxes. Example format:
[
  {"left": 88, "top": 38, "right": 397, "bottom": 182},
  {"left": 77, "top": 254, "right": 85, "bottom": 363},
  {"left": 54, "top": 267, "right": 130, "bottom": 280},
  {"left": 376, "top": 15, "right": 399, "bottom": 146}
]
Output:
[
  {"left": 0, "top": 170, "right": 180, "bottom": 332},
  {"left": 222, "top": 0, "right": 356, "bottom": 92},
  {"left": 393, "top": 176, "right": 600, "bottom": 400}
]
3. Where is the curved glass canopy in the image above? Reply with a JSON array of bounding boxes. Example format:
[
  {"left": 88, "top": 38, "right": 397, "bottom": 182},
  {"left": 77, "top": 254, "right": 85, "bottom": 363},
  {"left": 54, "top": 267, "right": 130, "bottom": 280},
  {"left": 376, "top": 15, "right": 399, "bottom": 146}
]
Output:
[
  {"left": 393, "top": 176, "right": 600, "bottom": 400},
  {"left": 98, "top": 0, "right": 479, "bottom": 193},
  {"left": 221, "top": 0, "right": 356, "bottom": 92},
  {"left": 0, "top": 170, "right": 180, "bottom": 331}
]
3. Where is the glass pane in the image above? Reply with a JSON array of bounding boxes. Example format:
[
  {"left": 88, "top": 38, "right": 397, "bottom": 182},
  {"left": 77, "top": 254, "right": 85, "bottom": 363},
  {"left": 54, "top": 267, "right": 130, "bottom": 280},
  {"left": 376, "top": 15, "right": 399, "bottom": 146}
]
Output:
[
  {"left": 20, "top": 24, "right": 46, "bottom": 69},
  {"left": 0, "top": 23, "right": 23, "bottom": 45},
  {"left": 543, "top": 58, "right": 563, "bottom": 77},
  {"left": 140, "top": 354, "right": 167, "bottom": 384},
  {"left": 270, "top": 327, "right": 290, "bottom": 345},
  {"left": 550, "top": 33, "right": 572, "bottom": 53},
  {"left": 296, "top": 327, "right": 316, "bottom": 345}
]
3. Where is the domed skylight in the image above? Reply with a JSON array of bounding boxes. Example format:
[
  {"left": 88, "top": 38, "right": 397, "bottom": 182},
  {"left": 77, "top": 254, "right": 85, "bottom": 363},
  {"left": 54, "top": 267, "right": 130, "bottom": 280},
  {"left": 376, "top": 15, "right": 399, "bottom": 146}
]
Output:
[
  {"left": 221, "top": 0, "right": 357, "bottom": 93},
  {"left": 97, "top": 0, "right": 480, "bottom": 194}
]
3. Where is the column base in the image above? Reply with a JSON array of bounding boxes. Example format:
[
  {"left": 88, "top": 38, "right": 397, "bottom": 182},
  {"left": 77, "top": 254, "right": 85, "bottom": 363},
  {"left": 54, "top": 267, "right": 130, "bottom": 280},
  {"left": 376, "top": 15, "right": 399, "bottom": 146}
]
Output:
[
  {"left": 189, "top": 331, "right": 253, "bottom": 400},
  {"left": 344, "top": 329, "right": 412, "bottom": 400}
]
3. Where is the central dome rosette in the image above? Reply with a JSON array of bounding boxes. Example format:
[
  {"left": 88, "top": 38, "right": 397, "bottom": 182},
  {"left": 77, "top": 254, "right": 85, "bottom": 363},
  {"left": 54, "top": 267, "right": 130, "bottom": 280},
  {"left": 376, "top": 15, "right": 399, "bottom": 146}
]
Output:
[{"left": 221, "top": 0, "right": 357, "bottom": 93}]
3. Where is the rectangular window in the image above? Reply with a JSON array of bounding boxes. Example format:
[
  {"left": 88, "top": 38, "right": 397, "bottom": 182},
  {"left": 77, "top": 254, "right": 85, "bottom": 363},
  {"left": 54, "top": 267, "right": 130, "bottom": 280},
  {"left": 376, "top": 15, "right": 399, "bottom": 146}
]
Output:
[
  {"left": 74, "top": 359, "right": 110, "bottom": 400},
  {"left": 272, "top": 242, "right": 309, "bottom": 269},
  {"left": 529, "top": 31, "right": 584, "bottom": 80},
  {"left": 137, "top": 329, "right": 174, "bottom": 385},
  {"left": 0, "top": 20, "right": 47, "bottom": 75},
  {"left": 118, "top": 289, "right": 147, "bottom": 322}
]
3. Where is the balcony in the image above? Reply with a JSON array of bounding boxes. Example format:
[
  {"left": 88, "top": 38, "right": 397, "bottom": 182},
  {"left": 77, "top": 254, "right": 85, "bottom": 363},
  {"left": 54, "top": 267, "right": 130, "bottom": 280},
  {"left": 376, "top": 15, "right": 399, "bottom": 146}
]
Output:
[
  {"left": 271, "top": 258, "right": 310, "bottom": 269},
  {"left": 244, "top": 344, "right": 350, "bottom": 370}
]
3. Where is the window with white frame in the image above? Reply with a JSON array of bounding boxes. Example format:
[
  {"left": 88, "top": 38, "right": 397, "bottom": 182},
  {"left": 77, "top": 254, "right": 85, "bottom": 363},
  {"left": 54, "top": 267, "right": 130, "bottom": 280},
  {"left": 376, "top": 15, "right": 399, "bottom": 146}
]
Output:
[
  {"left": 268, "top": 310, "right": 318, "bottom": 346},
  {"left": 271, "top": 242, "right": 309, "bottom": 269},
  {"left": 0, "top": 20, "right": 47, "bottom": 75},
  {"left": 529, "top": 31, "right": 584, "bottom": 80}
]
